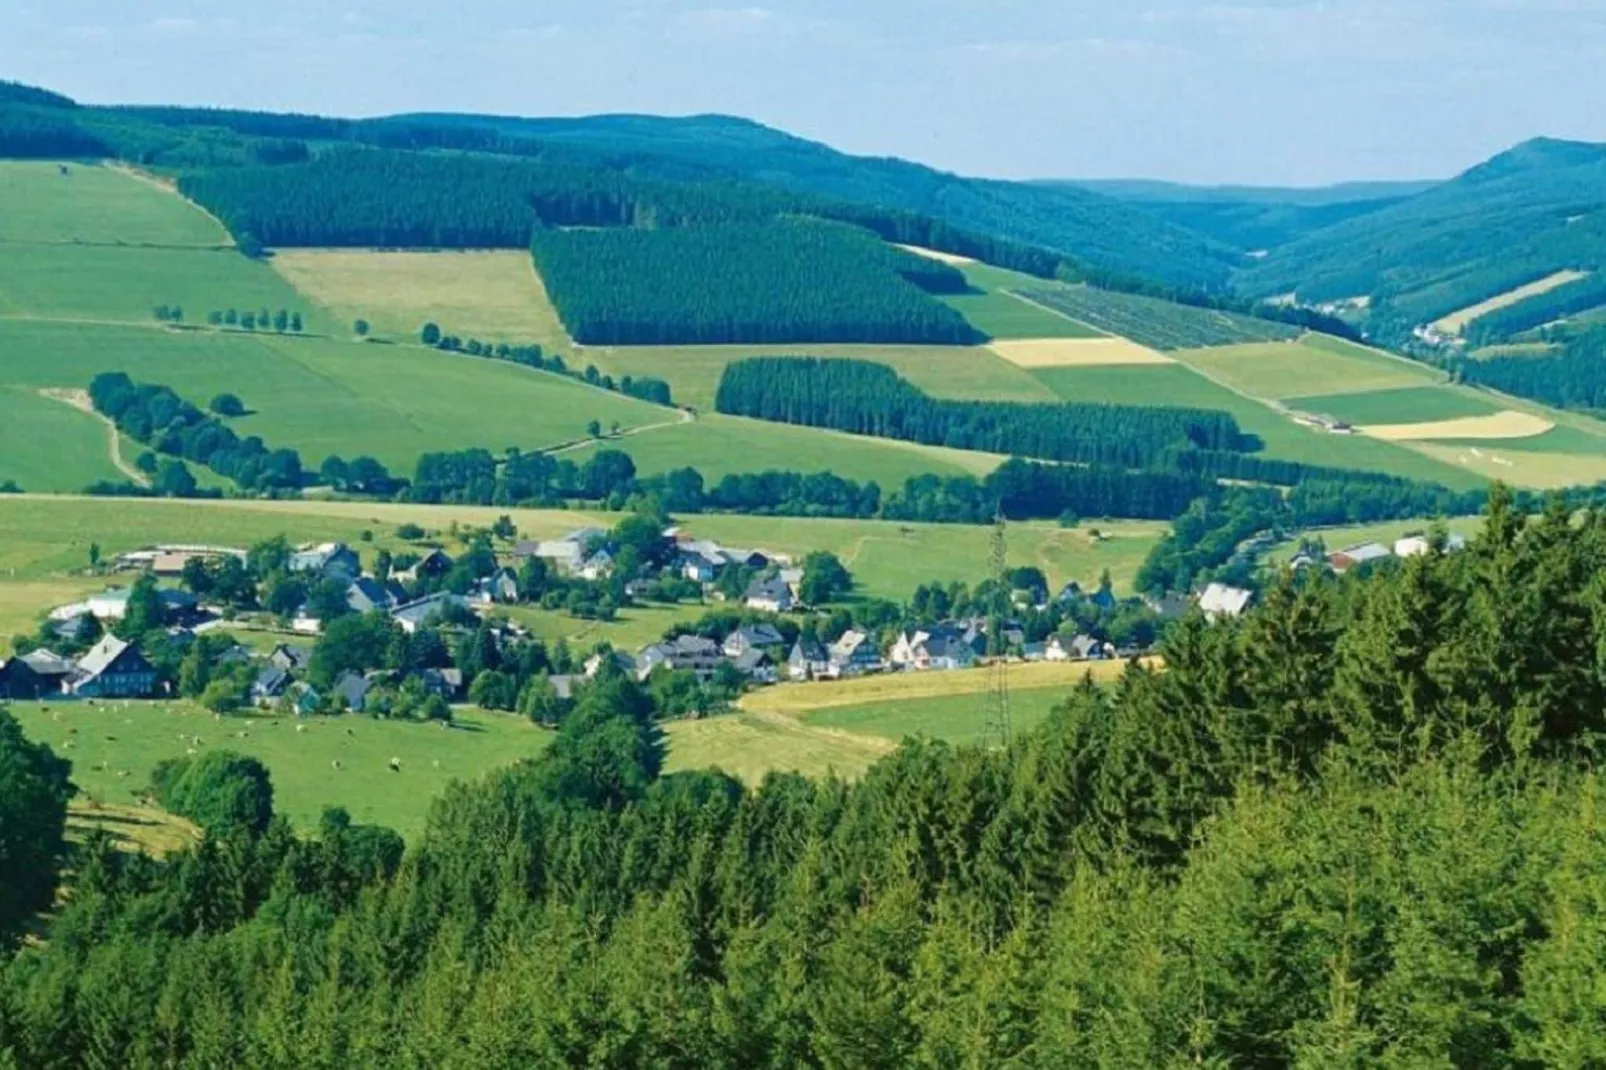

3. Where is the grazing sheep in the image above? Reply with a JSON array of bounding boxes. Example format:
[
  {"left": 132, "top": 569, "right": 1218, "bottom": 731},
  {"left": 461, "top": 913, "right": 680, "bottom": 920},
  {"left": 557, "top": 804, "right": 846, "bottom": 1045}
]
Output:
[
  {"left": 388, "top": 758, "right": 401, "bottom": 772},
  {"left": 331, "top": 760, "right": 341, "bottom": 771},
  {"left": 296, "top": 725, "right": 307, "bottom": 734}
]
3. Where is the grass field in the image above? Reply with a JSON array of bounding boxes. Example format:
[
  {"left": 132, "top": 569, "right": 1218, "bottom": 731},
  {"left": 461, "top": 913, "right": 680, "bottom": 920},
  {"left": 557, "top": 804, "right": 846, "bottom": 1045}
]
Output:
[
  {"left": 563, "top": 412, "right": 1001, "bottom": 482},
  {"left": 0, "top": 388, "right": 124, "bottom": 492},
  {"left": 9, "top": 701, "right": 553, "bottom": 840},
  {"left": 808, "top": 685, "right": 1073, "bottom": 746},
  {"left": 1408, "top": 443, "right": 1606, "bottom": 489},
  {"left": 1019, "top": 287, "right": 1300, "bottom": 351},
  {"left": 1453, "top": 424, "right": 1606, "bottom": 455},
  {"left": 743, "top": 660, "right": 1131, "bottom": 718},
  {"left": 0, "top": 162, "right": 227, "bottom": 247},
  {"left": 1286, "top": 385, "right": 1501, "bottom": 425},
  {"left": 1434, "top": 270, "right": 1590, "bottom": 335},
  {"left": 664, "top": 713, "right": 895, "bottom": 783},
  {"left": 0, "top": 320, "right": 671, "bottom": 475},
  {"left": 1174, "top": 339, "right": 1439, "bottom": 400},
  {"left": 0, "top": 243, "right": 331, "bottom": 329},
  {"left": 271, "top": 249, "right": 572, "bottom": 348},
  {"left": 942, "top": 290, "right": 1103, "bottom": 340}
]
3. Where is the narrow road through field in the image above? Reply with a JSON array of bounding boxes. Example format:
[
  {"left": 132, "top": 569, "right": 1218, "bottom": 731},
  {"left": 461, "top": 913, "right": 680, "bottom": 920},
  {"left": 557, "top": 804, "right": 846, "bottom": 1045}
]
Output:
[
  {"left": 38, "top": 388, "right": 150, "bottom": 487},
  {"left": 544, "top": 407, "right": 697, "bottom": 456}
]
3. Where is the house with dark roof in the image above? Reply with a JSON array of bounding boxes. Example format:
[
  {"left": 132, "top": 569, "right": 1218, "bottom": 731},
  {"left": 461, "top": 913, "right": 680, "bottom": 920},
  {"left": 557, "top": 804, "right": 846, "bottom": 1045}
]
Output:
[
  {"left": 0, "top": 652, "right": 71, "bottom": 700},
  {"left": 636, "top": 634, "right": 727, "bottom": 681},
  {"left": 395, "top": 549, "right": 454, "bottom": 585},
  {"left": 473, "top": 568, "right": 520, "bottom": 606},
  {"left": 732, "top": 647, "right": 778, "bottom": 684},
  {"left": 828, "top": 630, "right": 881, "bottom": 677},
  {"left": 252, "top": 666, "right": 291, "bottom": 705},
  {"left": 269, "top": 644, "right": 311, "bottom": 673},
  {"left": 723, "top": 623, "right": 787, "bottom": 659},
  {"left": 391, "top": 592, "right": 472, "bottom": 634},
  {"left": 333, "top": 672, "right": 373, "bottom": 712},
  {"left": 68, "top": 636, "right": 158, "bottom": 698},
  {"left": 744, "top": 574, "right": 795, "bottom": 613},
  {"left": 289, "top": 543, "right": 361, "bottom": 583},
  {"left": 787, "top": 639, "right": 830, "bottom": 681},
  {"left": 346, "top": 577, "right": 405, "bottom": 615}
]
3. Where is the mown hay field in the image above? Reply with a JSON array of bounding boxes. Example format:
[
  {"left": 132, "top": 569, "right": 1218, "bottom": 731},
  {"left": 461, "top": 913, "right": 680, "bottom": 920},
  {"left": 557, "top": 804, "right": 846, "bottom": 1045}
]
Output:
[
  {"left": 1174, "top": 339, "right": 1438, "bottom": 400},
  {"left": 0, "top": 161, "right": 227, "bottom": 246},
  {"left": 1434, "top": 269, "right": 1591, "bottom": 335},
  {"left": 989, "top": 337, "right": 1172, "bottom": 367},
  {"left": 1285, "top": 385, "right": 1501, "bottom": 426},
  {"left": 271, "top": 249, "right": 572, "bottom": 348},
  {"left": 1364, "top": 411, "right": 1555, "bottom": 442}
]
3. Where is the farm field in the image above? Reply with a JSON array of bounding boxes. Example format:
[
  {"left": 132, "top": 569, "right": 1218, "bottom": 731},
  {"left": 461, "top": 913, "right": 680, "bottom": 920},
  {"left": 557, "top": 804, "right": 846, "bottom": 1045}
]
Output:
[
  {"left": 271, "top": 249, "right": 572, "bottom": 349},
  {"left": 0, "top": 387, "right": 124, "bottom": 492},
  {"left": 0, "top": 319, "right": 671, "bottom": 474},
  {"left": 1408, "top": 443, "right": 1606, "bottom": 489},
  {"left": 1452, "top": 424, "right": 1606, "bottom": 455},
  {"left": 1017, "top": 286, "right": 1301, "bottom": 350},
  {"left": 1434, "top": 269, "right": 1590, "bottom": 334},
  {"left": 1174, "top": 339, "right": 1439, "bottom": 400},
  {"left": 742, "top": 660, "right": 1131, "bottom": 719},
  {"left": 580, "top": 342, "right": 1058, "bottom": 411},
  {"left": 988, "top": 337, "right": 1171, "bottom": 367},
  {"left": 1031, "top": 359, "right": 1486, "bottom": 488},
  {"left": 0, "top": 161, "right": 227, "bottom": 246},
  {"left": 942, "top": 290, "right": 1103, "bottom": 340},
  {"left": 0, "top": 243, "right": 331, "bottom": 330},
  {"left": 664, "top": 713, "right": 895, "bottom": 783},
  {"left": 1365, "top": 411, "right": 1555, "bottom": 442},
  {"left": 1286, "top": 385, "right": 1501, "bottom": 425}
]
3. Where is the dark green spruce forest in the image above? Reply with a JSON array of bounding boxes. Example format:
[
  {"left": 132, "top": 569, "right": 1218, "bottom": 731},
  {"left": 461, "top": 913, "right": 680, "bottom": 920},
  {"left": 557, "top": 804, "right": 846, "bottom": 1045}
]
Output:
[{"left": 5, "top": 492, "right": 1606, "bottom": 1067}]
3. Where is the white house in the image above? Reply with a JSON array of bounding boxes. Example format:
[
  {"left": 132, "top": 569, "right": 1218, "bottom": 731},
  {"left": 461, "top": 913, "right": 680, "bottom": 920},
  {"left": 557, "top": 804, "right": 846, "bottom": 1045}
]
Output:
[{"left": 1198, "top": 583, "right": 1255, "bottom": 621}]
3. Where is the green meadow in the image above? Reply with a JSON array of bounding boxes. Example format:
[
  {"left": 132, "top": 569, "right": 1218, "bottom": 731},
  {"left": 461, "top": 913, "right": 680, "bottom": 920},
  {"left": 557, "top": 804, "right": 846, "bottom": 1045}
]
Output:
[
  {"left": 806, "top": 684, "right": 1073, "bottom": 746},
  {"left": 0, "top": 161, "right": 227, "bottom": 246},
  {"left": 1174, "top": 338, "right": 1439, "bottom": 400},
  {"left": 1284, "top": 385, "right": 1501, "bottom": 425},
  {"left": 0, "top": 388, "right": 123, "bottom": 492},
  {"left": 941, "top": 290, "right": 1103, "bottom": 339}
]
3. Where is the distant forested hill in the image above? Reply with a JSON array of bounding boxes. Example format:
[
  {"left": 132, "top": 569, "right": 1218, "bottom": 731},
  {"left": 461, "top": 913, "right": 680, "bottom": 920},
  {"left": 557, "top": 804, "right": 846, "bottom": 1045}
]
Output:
[
  {"left": 392, "top": 112, "right": 1246, "bottom": 289},
  {"left": 1235, "top": 139, "right": 1606, "bottom": 320}
]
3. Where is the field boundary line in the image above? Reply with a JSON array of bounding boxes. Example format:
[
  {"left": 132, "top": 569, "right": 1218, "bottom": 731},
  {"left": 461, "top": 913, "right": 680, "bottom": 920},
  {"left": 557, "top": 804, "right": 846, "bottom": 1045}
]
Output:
[{"left": 1005, "top": 290, "right": 1107, "bottom": 336}]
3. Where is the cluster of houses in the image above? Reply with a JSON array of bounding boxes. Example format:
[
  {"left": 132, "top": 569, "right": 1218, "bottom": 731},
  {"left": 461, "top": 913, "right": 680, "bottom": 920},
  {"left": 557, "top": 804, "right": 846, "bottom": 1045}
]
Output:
[
  {"left": 0, "top": 635, "right": 162, "bottom": 701},
  {"left": 511, "top": 527, "right": 797, "bottom": 597},
  {"left": 287, "top": 542, "right": 516, "bottom": 635},
  {"left": 1298, "top": 533, "right": 1468, "bottom": 575}
]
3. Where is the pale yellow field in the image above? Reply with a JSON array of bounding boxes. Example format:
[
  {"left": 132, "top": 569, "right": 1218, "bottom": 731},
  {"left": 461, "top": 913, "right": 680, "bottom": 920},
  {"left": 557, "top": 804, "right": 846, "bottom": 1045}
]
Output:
[
  {"left": 665, "top": 714, "right": 895, "bottom": 783},
  {"left": 894, "top": 243, "right": 978, "bottom": 266},
  {"left": 741, "top": 659, "right": 1139, "bottom": 717},
  {"left": 1435, "top": 270, "right": 1590, "bottom": 335},
  {"left": 1363, "top": 411, "right": 1555, "bottom": 441},
  {"left": 1408, "top": 443, "right": 1606, "bottom": 490},
  {"left": 272, "top": 249, "right": 572, "bottom": 347},
  {"left": 988, "top": 337, "right": 1173, "bottom": 368}
]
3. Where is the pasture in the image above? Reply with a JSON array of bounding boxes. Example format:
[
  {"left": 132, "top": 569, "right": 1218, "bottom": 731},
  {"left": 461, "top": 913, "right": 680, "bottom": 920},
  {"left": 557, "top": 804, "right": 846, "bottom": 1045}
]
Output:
[
  {"left": 1287, "top": 385, "right": 1501, "bottom": 426},
  {"left": 742, "top": 660, "right": 1130, "bottom": 719},
  {"left": 271, "top": 249, "right": 572, "bottom": 348},
  {"left": 988, "top": 337, "right": 1171, "bottom": 367},
  {"left": 9, "top": 700, "right": 553, "bottom": 841},
  {"left": 664, "top": 713, "right": 895, "bottom": 783},
  {"left": 0, "top": 387, "right": 124, "bottom": 492},
  {"left": 1434, "top": 270, "right": 1591, "bottom": 335},
  {"left": 0, "top": 243, "right": 329, "bottom": 329},
  {"left": 1408, "top": 443, "right": 1606, "bottom": 490},
  {"left": 807, "top": 684, "right": 1074, "bottom": 746},
  {"left": 0, "top": 161, "right": 227, "bottom": 246},
  {"left": 0, "top": 320, "right": 671, "bottom": 474},
  {"left": 1174, "top": 339, "right": 1438, "bottom": 400}
]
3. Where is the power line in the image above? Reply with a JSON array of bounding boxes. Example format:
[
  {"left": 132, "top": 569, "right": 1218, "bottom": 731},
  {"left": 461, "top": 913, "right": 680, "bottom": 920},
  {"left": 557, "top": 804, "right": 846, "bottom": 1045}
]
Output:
[{"left": 985, "top": 511, "right": 1012, "bottom": 750}]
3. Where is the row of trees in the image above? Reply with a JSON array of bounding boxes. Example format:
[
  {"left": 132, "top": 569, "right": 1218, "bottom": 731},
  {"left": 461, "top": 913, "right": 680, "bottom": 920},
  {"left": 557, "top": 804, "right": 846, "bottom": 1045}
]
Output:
[
  {"left": 10, "top": 495, "right": 1606, "bottom": 1062},
  {"left": 416, "top": 324, "right": 674, "bottom": 406},
  {"left": 715, "top": 356, "right": 1248, "bottom": 466},
  {"left": 203, "top": 307, "right": 305, "bottom": 332},
  {"left": 88, "top": 372, "right": 305, "bottom": 491},
  {"left": 531, "top": 219, "right": 984, "bottom": 346}
]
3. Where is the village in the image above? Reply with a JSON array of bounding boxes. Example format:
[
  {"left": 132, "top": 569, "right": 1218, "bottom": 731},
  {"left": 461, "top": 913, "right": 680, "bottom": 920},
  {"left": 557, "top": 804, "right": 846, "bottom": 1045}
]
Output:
[{"left": 0, "top": 519, "right": 1467, "bottom": 716}]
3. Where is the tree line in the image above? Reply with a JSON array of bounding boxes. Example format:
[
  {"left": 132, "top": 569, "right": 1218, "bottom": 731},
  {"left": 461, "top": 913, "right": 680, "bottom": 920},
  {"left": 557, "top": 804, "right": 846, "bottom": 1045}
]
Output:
[
  {"left": 1454, "top": 324, "right": 1606, "bottom": 410},
  {"left": 530, "top": 220, "right": 984, "bottom": 346},
  {"left": 8, "top": 492, "right": 1606, "bottom": 1063},
  {"left": 1462, "top": 273, "right": 1606, "bottom": 346},
  {"left": 416, "top": 324, "right": 673, "bottom": 406},
  {"left": 715, "top": 356, "right": 1248, "bottom": 466}
]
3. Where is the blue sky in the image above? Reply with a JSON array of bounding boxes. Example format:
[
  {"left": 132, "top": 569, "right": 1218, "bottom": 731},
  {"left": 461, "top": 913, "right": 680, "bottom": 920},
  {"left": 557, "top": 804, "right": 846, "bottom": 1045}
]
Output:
[{"left": 5, "top": 0, "right": 1602, "bottom": 184}]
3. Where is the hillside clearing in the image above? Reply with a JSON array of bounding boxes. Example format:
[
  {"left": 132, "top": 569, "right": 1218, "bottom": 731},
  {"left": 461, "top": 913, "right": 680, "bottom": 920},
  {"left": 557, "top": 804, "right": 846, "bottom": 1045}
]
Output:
[
  {"left": 272, "top": 249, "right": 572, "bottom": 348},
  {"left": 1407, "top": 443, "right": 1606, "bottom": 489},
  {"left": 989, "top": 337, "right": 1172, "bottom": 367},
  {"left": 1434, "top": 269, "right": 1591, "bottom": 334},
  {"left": 1363, "top": 411, "right": 1555, "bottom": 441},
  {"left": 665, "top": 714, "right": 895, "bottom": 783},
  {"left": 742, "top": 660, "right": 1134, "bottom": 718}
]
